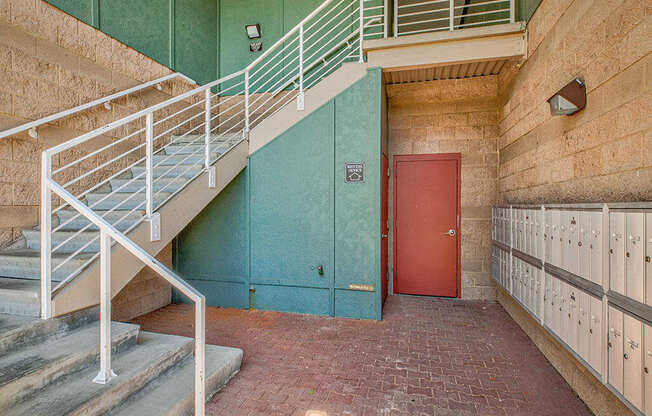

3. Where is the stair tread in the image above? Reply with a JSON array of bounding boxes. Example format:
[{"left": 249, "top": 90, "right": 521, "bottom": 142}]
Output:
[
  {"left": 0, "top": 322, "right": 140, "bottom": 408},
  {"left": 0, "top": 277, "right": 41, "bottom": 294},
  {"left": 0, "top": 313, "right": 37, "bottom": 334},
  {"left": 4, "top": 331, "right": 193, "bottom": 416},
  {"left": 108, "top": 345, "right": 243, "bottom": 416}
]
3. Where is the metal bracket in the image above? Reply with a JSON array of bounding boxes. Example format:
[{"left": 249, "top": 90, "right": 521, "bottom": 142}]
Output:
[
  {"left": 28, "top": 127, "right": 38, "bottom": 139},
  {"left": 208, "top": 166, "right": 216, "bottom": 188},
  {"left": 149, "top": 212, "right": 161, "bottom": 242},
  {"left": 93, "top": 368, "right": 117, "bottom": 385},
  {"left": 297, "top": 93, "right": 305, "bottom": 111}
]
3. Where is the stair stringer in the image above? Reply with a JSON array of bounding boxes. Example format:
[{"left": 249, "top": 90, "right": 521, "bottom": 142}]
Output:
[
  {"left": 51, "top": 140, "right": 249, "bottom": 317},
  {"left": 249, "top": 62, "right": 373, "bottom": 155}
]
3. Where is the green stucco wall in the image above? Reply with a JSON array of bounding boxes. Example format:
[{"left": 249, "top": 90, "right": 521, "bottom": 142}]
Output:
[{"left": 174, "top": 68, "right": 383, "bottom": 320}]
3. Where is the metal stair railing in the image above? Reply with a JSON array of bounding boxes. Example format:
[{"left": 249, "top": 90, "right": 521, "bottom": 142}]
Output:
[
  {"left": 0, "top": 73, "right": 195, "bottom": 140},
  {"left": 33, "top": 1, "right": 388, "bottom": 415}
]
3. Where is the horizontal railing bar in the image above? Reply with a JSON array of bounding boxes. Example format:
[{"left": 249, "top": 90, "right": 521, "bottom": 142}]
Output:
[
  {"left": 398, "top": 7, "right": 448, "bottom": 19},
  {"left": 0, "top": 73, "right": 195, "bottom": 140},
  {"left": 455, "top": 17, "right": 509, "bottom": 28},
  {"left": 44, "top": 70, "right": 245, "bottom": 157},
  {"left": 398, "top": 25, "right": 449, "bottom": 35},
  {"left": 398, "top": 0, "right": 447, "bottom": 9},
  {"left": 454, "top": 8, "right": 509, "bottom": 19},
  {"left": 398, "top": 15, "right": 449, "bottom": 26},
  {"left": 454, "top": 0, "right": 509, "bottom": 9}
]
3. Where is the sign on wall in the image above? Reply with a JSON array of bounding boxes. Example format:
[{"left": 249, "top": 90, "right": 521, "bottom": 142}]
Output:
[{"left": 345, "top": 162, "right": 365, "bottom": 183}]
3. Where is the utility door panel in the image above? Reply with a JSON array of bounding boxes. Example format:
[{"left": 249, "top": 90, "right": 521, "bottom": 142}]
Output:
[{"left": 394, "top": 154, "right": 460, "bottom": 297}]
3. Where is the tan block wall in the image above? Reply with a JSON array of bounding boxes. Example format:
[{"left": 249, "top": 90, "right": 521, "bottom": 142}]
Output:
[
  {"left": 0, "top": 0, "right": 197, "bottom": 247},
  {"left": 387, "top": 76, "right": 499, "bottom": 300},
  {"left": 112, "top": 243, "right": 173, "bottom": 322},
  {"left": 497, "top": 286, "right": 634, "bottom": 416},
  {"left": 498, "top": 0, "right": 651, "bottom": 204}
]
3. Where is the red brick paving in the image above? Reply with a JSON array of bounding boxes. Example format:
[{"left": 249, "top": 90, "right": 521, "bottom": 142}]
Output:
[{"left": 131, "top": 295, "right": 592, "bottom": 416}]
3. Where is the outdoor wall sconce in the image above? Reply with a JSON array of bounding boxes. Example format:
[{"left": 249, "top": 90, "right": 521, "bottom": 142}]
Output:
[
  {"left": 245, "top": 24, "right": 261, "bottom": 39},
  {"left": 548, "top": 78, "right": 586, "bottom": 116}
]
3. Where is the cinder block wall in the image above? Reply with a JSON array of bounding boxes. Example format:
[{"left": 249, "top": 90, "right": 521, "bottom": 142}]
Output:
[
  {"left": 0, "top": 0, "right": 196, "bottom": 247},
  {"left": 498, "top": 0, "right": 651, "bottom": 203},
  {"left": 0, "top": 0, "right": 197, "bottom": 318},
  {"left": 387, "top": 77, "right": 500, "bottom": 299}
]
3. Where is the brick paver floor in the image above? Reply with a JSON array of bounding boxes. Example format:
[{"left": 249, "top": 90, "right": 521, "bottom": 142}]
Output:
[{"left": 131, "top": 295, "right": 592, "bottom": 416}]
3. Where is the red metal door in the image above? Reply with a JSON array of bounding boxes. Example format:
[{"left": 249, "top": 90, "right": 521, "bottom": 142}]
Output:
[
  {"left": 381, "top": 153, "right": 389, "bottom": 305},
  {"left": 393, "top": 154, "right": 460, "bottom": 297}
]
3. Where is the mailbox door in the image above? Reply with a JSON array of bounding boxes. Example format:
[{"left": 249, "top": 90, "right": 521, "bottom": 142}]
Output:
[
  {"left": 544, "top": 274, "right": 553, "bottom": 327},
  {"left": 535, "top": 209, "right": 543, "bottom": 260},
  {"left": 623, "top": 313, "right": 643, "bottom": 410},
  {"left": 590, "top": 211, "right": 603, "bottom": 287},
  {"left": 609, "top": 306, "right": 624, "bottom": 394},
  {"left": 559, "top": 212, "right": 568, "bottom": 270},
  {"left": 552, "top": 277, "right": 561, "bottom": 336},
  {"left": 610, "top": 212, "right": 626, "bottom": 295},
  {"left": 579, "top": 211, "right": 591, "bottom": 281},
  {"left": 552, "top": 210, "right": 563, "bottom": 268},
  {"left": 559, "top": 281, "right": 568, "bottom": 342},
  {"left": 589, "top": 295, "right": 603, "bottom": 375},
  {"left": 545, "top": 210, "right": 553, "bottom": 264},
  {"left": 567, "top": 285, "right": 578, "bottom": 352},
  {"left": 646, "top": 214, "right": 652, "bottom": 306},
  {"left": 565, "top": 211, "right": 580, "bottom": 276},
  {"left": 626, "top": 213, "right": 645, "bottom": 303},
  {"left": 577, "top": 290, "right": 590, "bottom": 363},
  {"left": 644, "top": 323, "right": 652, "bottom": 416}
]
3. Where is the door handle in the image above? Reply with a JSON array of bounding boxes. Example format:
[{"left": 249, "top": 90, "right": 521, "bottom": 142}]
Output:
[
  {"left": 445, "top": 229, "right": 456, "bottom": 236},
  {"left": 381, "top": 233, "right": 388, "bottom": 238}
]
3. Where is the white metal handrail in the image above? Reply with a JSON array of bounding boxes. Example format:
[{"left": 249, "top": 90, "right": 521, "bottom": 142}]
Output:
[
  {"left": 35, "top": 1, "right": 388, "bottom": 415},
  {"left": 393, "top": 0, "right": 514, "bottom": 37},
  {"left": 45, "top": 177, "right": 205, "bottom": 415},
  {"left": 0, "top": 72, "right": 195, "bottom": 140}
]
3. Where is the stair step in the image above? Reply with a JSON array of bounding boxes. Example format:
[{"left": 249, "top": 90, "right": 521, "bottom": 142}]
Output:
[
  {"left": 0, "top": 306, "right": 99, "bottom": 354},
  {"left": 0, "top": 250, "right": 94, "bottom": 281},
  {"left": 54, "top": 209, "right": 144, "bottom": 232},
  {"left": 0, "top": 279, "right": 40, "bottom": 317},
  {"left": 164, "top": 142, "right": 231, "bottom": 155},
  {"left": 152, "top": 153, "right": 217, "bottom": 166},
  {"left": 24, "top": 230, "right": 100, "bottom": 254},
  {"left": 107, "top": 345, "right": 243, "bottom": 416},
  {"left": 130, "top": 165, "right": 203, "bottom": 179},
  {"left": 4, "top": 331, "right": 193, "bottom": 416},
  {"left": 110, "top": 177, "right": 188, "bottom": 194},
  {"left": 0, "top": 322, "right": 140, "bottom": 410},
  {"left": 85, "top": 192, "right": 170, "bottom": 211}
]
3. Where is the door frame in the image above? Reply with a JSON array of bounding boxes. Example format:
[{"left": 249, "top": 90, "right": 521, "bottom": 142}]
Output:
[{"left": 392, "top": 153, "right": 461, "bottom": 298}]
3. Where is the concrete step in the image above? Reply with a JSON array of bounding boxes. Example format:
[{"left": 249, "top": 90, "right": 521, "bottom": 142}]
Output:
[
  {"left": 0, "top": 279, "right": 40, "bottom": 317},
  {"left": 4, "top": 331, "right": 193, "bottom": 416},
  {"left": 164, "top": 142, "right": 231, "bottom": 156},
  {"left": 0, "top": 249, "right": 94, "bottom": 281},
  {"left": 152, "top": 153, "right": 218, "bottom": 166},
  {"left": 54, "top": 209, "right": 144, "bottom": 232},
  {"left": 130, "top": 165, "right": 203, "bottom": 179},
  {"left": 23, "top": 230, "right": 100, "bottom": 254},
  {"left": 108, "top": 345, "right": 243, "bottom": 416},
  {"left": 0, "top": 306, "right": 99, "bottom": 354},
  {"left": 85, "top": 191, "right": 170, "bottom": 211},
  {"left": 110, "top": 177, "right": 188, "bottom": 194},
  {"left": 0, "top": 321, "right": 140, "bottom": 410}
]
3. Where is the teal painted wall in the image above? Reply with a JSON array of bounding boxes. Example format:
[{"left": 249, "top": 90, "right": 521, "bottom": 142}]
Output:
[
  {"left": 45, "top": 0, "right": 218, "bottom": 85},
  {"left": 174, "top": 69, "right": 383, "bottom": 320}
]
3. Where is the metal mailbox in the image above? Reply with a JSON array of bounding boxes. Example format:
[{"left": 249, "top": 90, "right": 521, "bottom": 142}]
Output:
[
  {"left": 552, "top": 210, "right": 563, "bottom": 268},
  {"left": 623, "top": 313, "right": 643, "bottom": 410},
  {"left": 590, "top": 211, "right": 603, "bottom": 287},
  {"left": 545, "top": 210, "right": 552, "bottom": 264},
  {"left": 609, "top": 306, "right": 624, "bottom": 394},
  {"left": 552, "top": 277, "right": 561, "bottom": 336},
  {"left": 564, "top": 211, "right": 580, "bottom": 276},
  {"left": 626, "top": 212, "right": 645, "bottom": 303},
  {"left": 589, "top": 295, "right": 603, "bottom": 375},
  {"left": 577, "top": 290, "right": 590, "bottom": 364},
  {"left": 559, "top": 280, "right": 568, "bottom": 342},
  {"left": 567, "top": 285, "right": 579, "bottom": 352},
  {"left": 646, "top": 213, "right": 652, "bottom": 306},
  {"left": 535, "top": 209, "right": 543, "bottom": 260},
  {"left": 579, "top": 211, "right": 591, "bottom": 281},
  {"left": 644, "top": 323, "right": 652, "bottom": 416},
  {"left": 544, "top": 274, "right": 553, "bottom": 328},
  {"left": 610, "top": 212, "right": 626, "bottom": 295}
]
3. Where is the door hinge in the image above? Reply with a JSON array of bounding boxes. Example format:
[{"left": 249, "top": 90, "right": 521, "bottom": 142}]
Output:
[{"left": 387, "top": 167, "right": 390, "bottom": 177}]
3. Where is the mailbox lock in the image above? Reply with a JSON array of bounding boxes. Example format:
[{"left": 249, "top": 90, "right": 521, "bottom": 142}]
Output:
[
  {"left": 608, "top": 341, "right": 612, "bottom": 348},
  {"left": 626, "top": 252, "right": 630, "bottom": 258},
  {"left": 589, "top": 328, "right": 593, "bottom": 334},
  {"left": 578, "top": 241, "right": 582, "bottom": 247},
  {"left": 624, "top": 353, "right": 629, "bottom": 360},
  {"left": 645, "top": 367, "right": 649, "bottom": 374},
  {"left": 646, "top": 256, "right": 651, "bottom": 263},
  {"left": 316, "top": 265, "right": 324, "bottom": 276},
  {"left": 610, "top": 249, "right": 614, "bottom": 254}
]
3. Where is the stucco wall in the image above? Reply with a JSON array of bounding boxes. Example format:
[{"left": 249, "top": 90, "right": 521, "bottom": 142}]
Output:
[
  {"left": 387, "top": 76, "right": 500, "bottom": 300},
  {"left": 498, "top": 0, "right": 651, "bottom": 204}
]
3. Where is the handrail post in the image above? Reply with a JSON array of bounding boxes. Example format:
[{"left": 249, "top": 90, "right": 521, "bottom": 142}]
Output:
[
  {"left": 449, "top": 0, "right": 454, "bottom": 31},
  {"left": 359, "top": 0, "right": 364, "bottom": 62},
  {"left": 204, "top": 89, "right": 211, "bottom": 170},
  {"left": 244, "top": 70, "right": 250, "bottom": 136},
  {"left": 195, "top": 296, "right": 206, "bottom": 416},
  {"left": 297, "top": 24, "right": 305, "bottom": 111},
  {"left": 393, "top": 0, "right": 398, "bottom": 37},
  {"left": 145, "top": 112, "right": 154, "bottom": 219},
  {"left": 40, "top": 152, "right": 52, "bottom": 319},
  {"left": 93, "top": 229, "right": 117, "bottom": 384},
  {"left": 509, "top": 0, "right": 515, "bottom": 23},
  {"left": 384, "top": 0, "right": 388, "bottom": 38}
]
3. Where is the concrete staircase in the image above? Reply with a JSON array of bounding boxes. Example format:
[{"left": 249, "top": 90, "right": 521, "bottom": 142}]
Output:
[
  {"left": 0, "top": 309, "right": 242, "bottom": 416},
  {"left": 0, "top": 134, "right": 242, "bottom": 317}
]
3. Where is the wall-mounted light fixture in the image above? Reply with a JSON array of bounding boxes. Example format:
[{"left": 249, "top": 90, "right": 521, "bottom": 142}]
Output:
[
  {"left": 548, "top": 78, "right": 586, "bottom": 116},
  {"left": 245, "top": 24, "right": 261, "bottom": 39}
]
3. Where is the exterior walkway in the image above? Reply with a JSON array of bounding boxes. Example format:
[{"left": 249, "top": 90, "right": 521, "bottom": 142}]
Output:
[{"left": 131, "top": 295, "right": 592, "bottom": 416}]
